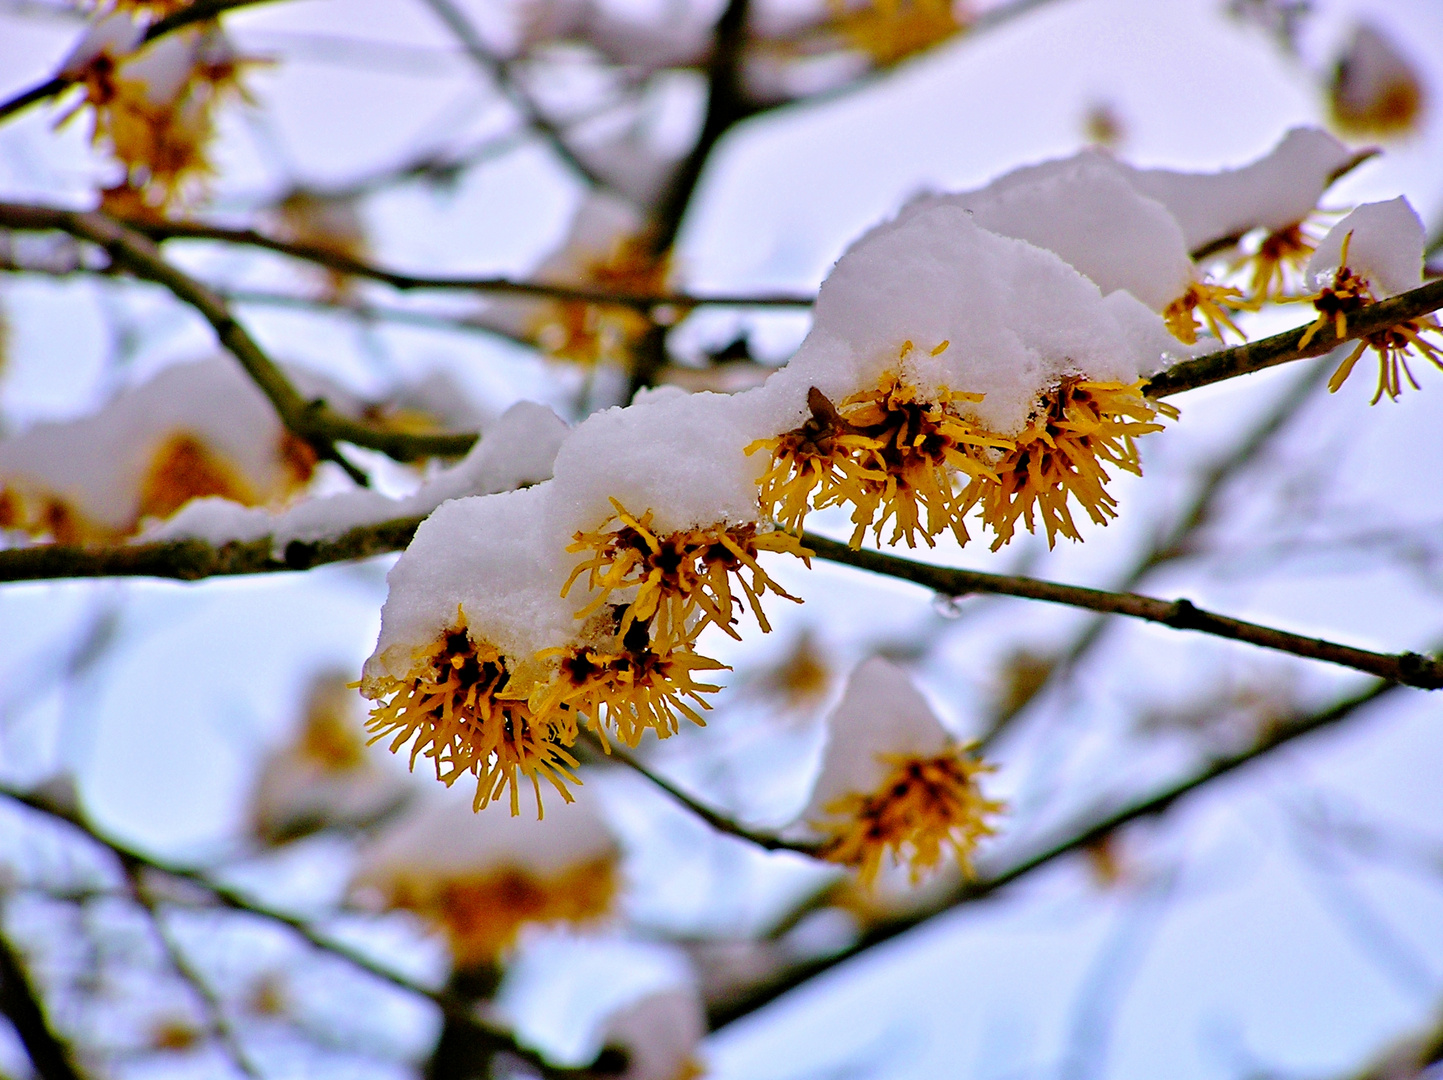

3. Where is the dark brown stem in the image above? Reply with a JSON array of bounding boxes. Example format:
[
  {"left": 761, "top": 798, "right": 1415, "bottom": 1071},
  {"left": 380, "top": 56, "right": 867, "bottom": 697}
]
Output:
[
  {"left": 1144, "top": 278, "right": 1443, "bottom": 398},
  {"left": 801, "top": 533, "right": 1443, "bottom": 689},
  {"left": 0, "top": 930, "right": 87, "bottom": 1080},
  {"left": 0, "top": 0, "right": 288, "bottom": 124}
]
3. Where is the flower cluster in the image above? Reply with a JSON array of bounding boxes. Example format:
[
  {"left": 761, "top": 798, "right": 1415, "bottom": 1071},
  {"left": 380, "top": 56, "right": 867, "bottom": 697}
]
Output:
[
  {"left": 796, "top": 658, "right": 1002, "bottom": 884},
  {"left": 58, "top": 15, "right": 258, "bottom": 217},
  {"left": 1299, "top": 198, "right": 1441, "bottom": 402},
  {"left": 478, "top": 195, "right": 670, "bottom": 370},
  {"left": 356, "top": 128, "right": 1428, "bottom": 880},
  {"left": 351, "top": 783, "right": 619, "bottom": 966}
]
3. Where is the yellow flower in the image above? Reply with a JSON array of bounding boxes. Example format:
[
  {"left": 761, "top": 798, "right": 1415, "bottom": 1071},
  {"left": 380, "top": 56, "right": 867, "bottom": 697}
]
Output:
[
  {"left": 361, "top": 616, "right": 581, "bottom": 817},
  {"left": 394, "top": 858, "right": 618, "bottom": 967},
  {"left": 532, "top": 624, "right": 727, "bottom": 750},
  {"left": 1162, "top": 280, "right": 1252, "bottom": 344},
  {"left": 829, "top": 0, "right": 967, "bottom": 66},
  {"left": 1300, "top": 231, "right": 1443, "bottom": 404},
  {"left": 63, "top": 26, "right": 258, "bottom": 216},
  {"left": 563, "top": 498, "right": 805, "bottom": 647},
  {"left": 533, "top": 237, "right": 669, "bottom": 368},
  {"left": 1328, "top": 24, "right": 1427, "bottom": 141},
  {"left": 749, "top": 347, "right": 1008, "bottom": 549},
  {"left": 1233, "top": 220, "right": 1324, "bottom": 304},
  {"left": 813, "top": 746, "right": 1001, "bottom": 885},
  {"left": 963, "top": 378, "right": 1177, "bottom": 550},
  {"left": 351, "top": 784, "right": 619, "bottom": 966}
]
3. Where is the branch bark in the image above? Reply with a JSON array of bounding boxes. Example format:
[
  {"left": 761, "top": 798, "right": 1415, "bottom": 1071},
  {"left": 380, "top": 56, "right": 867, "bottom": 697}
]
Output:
[
  {"left": 801, "top": 533, "right": 1443, "bottom": 689},
  {"left": 0, "top": 930, "right": 86, "bottom": 1080},
  {"left": 0, "top": 0, "right": 289, "bottom": 124}
]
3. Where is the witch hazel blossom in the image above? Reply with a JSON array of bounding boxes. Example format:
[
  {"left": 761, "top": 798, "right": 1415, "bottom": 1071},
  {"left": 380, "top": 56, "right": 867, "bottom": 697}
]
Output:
[
  {"left": 793, "top": 658, "right": 1001, "bottom": 884},
  {"left": 350, "top": 781, "right": 619, "bottom": 966},
  {"left": 1300, "top": 198, "right": 1442, "bottom": 402},
  {"left": 360, "top": 130, "right": 1425, "bottom": 841}
]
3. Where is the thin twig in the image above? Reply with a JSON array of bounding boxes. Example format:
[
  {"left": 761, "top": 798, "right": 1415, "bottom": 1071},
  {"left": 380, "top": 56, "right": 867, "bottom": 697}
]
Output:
[
  {"left": 0, "top": 784, "right": 602, "bottom": 1080},
  {"left": 0, "top": 0, "right": 289, "bottom": 124},
  {"left": 583, "top": 733, "right": 820, "bottom": 855},
  {"left": 417, "top": 0, "right": 608, "bottom": 190},
  {"left": 0, "top": 515, "right": 425, "bottom": 583},
  {"left": 0, "top": 927, "right": 86, "bottom": 1080},
  {"left": 801, "top": 533, "right": 1443, "bottom": 689},
  {"left": 1144, "top": 278, "right": 1443, "bottom": 398},
  {"left": 0, "top": 202, "right": 815, "bottom": 309},
  {"left": 129, "top": 877, "right": 264, "bottom": 1079},
  {"left": 0, "top": 203, "right": 477, "bottom": 466}
]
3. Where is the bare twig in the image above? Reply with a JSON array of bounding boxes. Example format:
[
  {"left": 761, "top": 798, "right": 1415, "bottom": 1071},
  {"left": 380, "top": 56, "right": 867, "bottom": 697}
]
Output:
[
  {"left": 0, "top": 515, "right": 424, "bottom": 583},
  {"left": 0, "top": 928, "right": 86, "bottom": 1080},
  {"left": 0, "top": 0, "right": 290, "bottom": 124},
  {"left": 801, "top": 533, "right": 1443, "bottom": 689},
  {"left": 417, "top": 0, "right": 608, "bottom": 190},
  {"left": 0, "top": 203, "right": 476, "bottom": 467},
  {"left": 0, "top": 202, "right": 815, "bottom": 309},
  {"left": 129, "top": 879, "right": 263, "bottom": 1079},
  {"left": 0, "top": 784, "right": 603, "bottom": 1080},
  {"left": 1144, "top": 278, "right": 1443, "bottom": 398},
  {"left": 582, "top": 733, "right": 820, "bottom": 855}
]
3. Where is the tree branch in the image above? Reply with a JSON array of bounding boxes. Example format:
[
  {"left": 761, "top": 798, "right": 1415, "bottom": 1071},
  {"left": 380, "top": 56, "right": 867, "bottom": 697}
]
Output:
[
  {"left": 0, "top": 784, "right": 604, "bottom": 1080},
  {"left": 417, "top": 0, "right": 609, "bottom": 190},
  {"left": 0, "top": 202, "right": 815, "bottom": 309},
  {"left": 0, "top": 929, "right": 86, "bottom": 1080},
  {"left": 801, "top": 533, "right": 1443, "bottom": 689},
  {"left": 1144, "top": 278, "right": 1443, "bottom": 398},
  {"left": 707, "top": 675, "right": 1404, "bottom": 1028},
  {"left": 0, "top": 204, "right": 477, "bottom": 466},
  {"left": 0, "top": 0, "right": 289, "bottom": 125},
  {"left": 581, "top": 733, "right": 820, "bottom": 855},
  {"left": 0, "top": 515, "right": 424, "bottom": 583}
]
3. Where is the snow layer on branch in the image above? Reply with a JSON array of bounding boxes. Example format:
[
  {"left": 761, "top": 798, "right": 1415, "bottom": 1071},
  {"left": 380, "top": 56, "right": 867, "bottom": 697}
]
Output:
[
  {"left": 351, "top": 778, "right": 615, "bottom": 893},
  {"left": 365, "top": 482, "right": 578, "bottom": 682},
  {"left": 969, "top": 128, "right": 1353, "bottom": 255},
  {"left": 795, "top": 658, "right": 952, "bottom": 832},
  {"left": 58, "top": 11, "right": 143, "bottom": 77},
  {"left": 148, "top": 401, "right": 568, "bottom": 549},
  {"left": 1307, "top": 197, "right": 1425, "bottom": 298},
  {"left": 0, "top": 358, "right": 353, "bottom": 536},
  {"left": 547, "top": 387, "right": 765, "bottom": 535},
  {"left": 904, "top": 154, "right": 1194, "bottom": 312},
  {"left": 778, "top": 203, "right": 1181, "bottom": 434},
  {"left": 1123, "top": 127, "right": 1355, "bottom": 252},
  {"left": 596, "top": 987, "right": 706, "bottom": 1080}
]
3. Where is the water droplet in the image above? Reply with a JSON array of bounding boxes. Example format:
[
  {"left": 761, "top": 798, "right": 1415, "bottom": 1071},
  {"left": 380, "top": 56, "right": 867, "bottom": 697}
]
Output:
[{"left": 932, "top": 593, "right": 967, "bottom": 619}]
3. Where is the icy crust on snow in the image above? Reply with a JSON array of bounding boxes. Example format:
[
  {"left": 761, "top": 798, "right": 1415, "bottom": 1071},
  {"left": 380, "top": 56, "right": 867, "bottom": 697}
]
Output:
[
  {"left": 905, "top": 154, "right": 1194, "bottom": 312},
  {"left": 1308, "top": 197, "right": 1425, "bottom": 299},
  {"left": 365, "top": 483, "right": 579, "bottom": 683},
  {"left": 796, "top": 658, "right": 952, "bottom": 832},
  {"left": 0, "top": 359, "right": 349, "bottom": 533},
  {"left": 547, "top": 387, "right": 767, "bottom": 535},
  {"left": 149, "top": 401, "right": 569, "bottom": 549},
  {"left": 788, "top": 203, "right": 1179, "bottom": 434},
  {"left": 1124, "top": 127, "right": 1354, "bottom": 253},
  {"left": 351, "top": 779, "right": 615, "bottom": 891}
]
